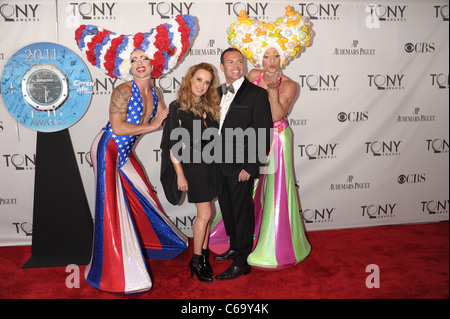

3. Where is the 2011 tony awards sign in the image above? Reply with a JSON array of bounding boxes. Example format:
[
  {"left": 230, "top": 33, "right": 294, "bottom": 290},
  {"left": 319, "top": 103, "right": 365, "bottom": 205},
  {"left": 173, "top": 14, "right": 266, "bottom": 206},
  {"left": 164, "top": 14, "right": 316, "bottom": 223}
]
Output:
[{"left": 1, "top": 42, "right": 92, "bottom": 132}]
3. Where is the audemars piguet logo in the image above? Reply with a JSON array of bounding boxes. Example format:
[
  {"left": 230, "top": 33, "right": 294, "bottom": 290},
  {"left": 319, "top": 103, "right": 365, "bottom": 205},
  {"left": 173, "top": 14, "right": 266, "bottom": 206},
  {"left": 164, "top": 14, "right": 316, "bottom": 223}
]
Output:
[
  {"left": 396, "top": 107, "right": 436, "bottom": 123},
  {"left": 329, "top": 175, "right": 370, "bottom": 191},
  {"left": 334, "top": 40, "right": 376, "bottom": 56},
  {"left": 189, "top": 40, "right": 225, "bottom": 57},
  {"left": 0, "top": 197, "right": 17, "bottom": 205}
]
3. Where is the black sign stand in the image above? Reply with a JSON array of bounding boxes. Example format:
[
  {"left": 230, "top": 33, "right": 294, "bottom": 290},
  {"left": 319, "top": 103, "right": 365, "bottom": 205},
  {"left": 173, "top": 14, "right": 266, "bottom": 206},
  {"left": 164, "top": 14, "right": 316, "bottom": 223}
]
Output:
[{"left": 22, "top": 129, "right": 93, "bottom": 268}]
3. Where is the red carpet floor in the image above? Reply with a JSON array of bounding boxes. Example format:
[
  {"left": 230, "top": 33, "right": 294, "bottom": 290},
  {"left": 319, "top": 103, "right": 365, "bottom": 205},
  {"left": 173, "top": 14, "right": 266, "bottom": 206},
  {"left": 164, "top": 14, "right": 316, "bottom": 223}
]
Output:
[{"left": 0, "top": 221, "right": 448, "bottom": 301}]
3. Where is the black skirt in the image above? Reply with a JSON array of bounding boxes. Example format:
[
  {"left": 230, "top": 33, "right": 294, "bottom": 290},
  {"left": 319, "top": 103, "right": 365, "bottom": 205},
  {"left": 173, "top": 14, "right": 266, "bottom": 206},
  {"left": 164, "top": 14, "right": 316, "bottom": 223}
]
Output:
[{"left": 183, "top": 160, "right": 221, "bottom": 203}]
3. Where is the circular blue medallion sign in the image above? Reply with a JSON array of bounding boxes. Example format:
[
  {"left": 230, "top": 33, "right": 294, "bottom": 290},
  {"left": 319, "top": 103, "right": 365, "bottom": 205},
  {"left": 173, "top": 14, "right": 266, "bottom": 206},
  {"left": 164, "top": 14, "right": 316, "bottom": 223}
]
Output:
[{"left": 1, "top": 42, "right": 92, "bottom": 132}]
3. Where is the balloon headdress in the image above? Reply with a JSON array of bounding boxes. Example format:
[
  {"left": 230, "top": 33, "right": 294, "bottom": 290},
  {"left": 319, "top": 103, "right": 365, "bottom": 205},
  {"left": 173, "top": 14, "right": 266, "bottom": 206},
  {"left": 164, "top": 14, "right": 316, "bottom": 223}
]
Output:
[
  {"left": 75, "top": 15, "right": 197, "bottom": 80},
  {"left": 227, "top": 6, "right": 312, "bottom": 69}
]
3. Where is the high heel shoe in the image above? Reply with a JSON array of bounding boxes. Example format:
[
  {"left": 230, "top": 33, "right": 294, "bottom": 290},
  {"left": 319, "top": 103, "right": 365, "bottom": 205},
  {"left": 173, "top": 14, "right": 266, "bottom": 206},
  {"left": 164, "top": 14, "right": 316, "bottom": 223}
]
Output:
[
  {"left": 202, "top": 248, "right": 213, "bottom": 277},
  {"left": 189, "top": 259, "right": 213, "bottom": 283}
]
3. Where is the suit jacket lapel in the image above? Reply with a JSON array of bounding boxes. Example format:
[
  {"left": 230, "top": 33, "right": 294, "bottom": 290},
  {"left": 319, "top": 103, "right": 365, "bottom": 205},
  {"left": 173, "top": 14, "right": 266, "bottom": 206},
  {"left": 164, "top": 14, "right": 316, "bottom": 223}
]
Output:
[
  {"left": 229, "top": 77, "right": 249, "bottom": 109},
  {"left": 217, "top": 77, "right": 249, "bottom": 106},
  {"left": 219, "top": 77, "right": 249, "bottom": 132}
]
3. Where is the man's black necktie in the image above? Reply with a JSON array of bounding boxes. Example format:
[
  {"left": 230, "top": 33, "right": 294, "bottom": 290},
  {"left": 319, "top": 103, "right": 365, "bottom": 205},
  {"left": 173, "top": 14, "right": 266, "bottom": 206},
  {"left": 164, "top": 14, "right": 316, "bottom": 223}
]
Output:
[{"left": 222, "top": 84, "right": 235, "bottom": 95}]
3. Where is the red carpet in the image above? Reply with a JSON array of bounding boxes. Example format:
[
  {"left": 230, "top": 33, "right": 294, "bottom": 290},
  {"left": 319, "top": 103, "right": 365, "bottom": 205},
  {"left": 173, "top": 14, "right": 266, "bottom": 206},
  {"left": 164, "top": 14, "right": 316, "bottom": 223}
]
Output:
[{"left": 0, "top": 221, "right": 448, "bottom": 300}]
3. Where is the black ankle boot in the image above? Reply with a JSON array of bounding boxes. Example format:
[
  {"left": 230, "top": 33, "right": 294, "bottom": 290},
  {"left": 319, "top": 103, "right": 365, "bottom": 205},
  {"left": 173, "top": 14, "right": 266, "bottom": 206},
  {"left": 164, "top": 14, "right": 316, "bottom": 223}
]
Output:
[
  {"left": 202, "top": 248, "right": 213, "bottom": 277},
  {"left": 190, "top": 254, "right": 212, "bottom": 283}
]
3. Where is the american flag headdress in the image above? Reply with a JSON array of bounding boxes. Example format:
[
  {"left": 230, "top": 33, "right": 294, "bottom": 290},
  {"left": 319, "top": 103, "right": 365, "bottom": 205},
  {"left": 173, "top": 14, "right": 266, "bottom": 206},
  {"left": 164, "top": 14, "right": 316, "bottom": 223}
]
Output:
[{"left": 75, "top": 15, "right": 197, "bottom": 80}]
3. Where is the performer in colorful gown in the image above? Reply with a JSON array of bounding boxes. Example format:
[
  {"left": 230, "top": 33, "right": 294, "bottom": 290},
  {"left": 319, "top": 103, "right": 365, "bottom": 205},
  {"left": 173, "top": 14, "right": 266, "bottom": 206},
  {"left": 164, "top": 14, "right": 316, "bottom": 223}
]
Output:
[
  {"left": 74, "top": 16, "right": 197, "bottom": 294},
  {"left": 210, "top": 6, "right": 313, "bottom": 270}
]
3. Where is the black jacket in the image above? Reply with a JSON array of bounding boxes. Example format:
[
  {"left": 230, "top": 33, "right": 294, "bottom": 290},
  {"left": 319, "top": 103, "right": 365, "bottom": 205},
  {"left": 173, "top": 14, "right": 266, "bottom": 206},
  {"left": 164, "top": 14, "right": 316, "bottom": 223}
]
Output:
[{"left": 217, "top": 77, "right": 273, "bottom": 178}]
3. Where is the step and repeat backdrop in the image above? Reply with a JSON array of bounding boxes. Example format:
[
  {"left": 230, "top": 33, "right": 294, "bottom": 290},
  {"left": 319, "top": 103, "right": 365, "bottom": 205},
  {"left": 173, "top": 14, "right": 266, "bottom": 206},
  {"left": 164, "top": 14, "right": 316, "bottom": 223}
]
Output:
[{"left": 0, "top": 0, "right": 448, "bottom": 246}]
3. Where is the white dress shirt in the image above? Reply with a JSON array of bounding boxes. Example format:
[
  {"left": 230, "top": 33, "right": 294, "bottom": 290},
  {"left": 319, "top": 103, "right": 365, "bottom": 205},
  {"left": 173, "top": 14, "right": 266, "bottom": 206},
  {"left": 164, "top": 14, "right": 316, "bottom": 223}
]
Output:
[{"left": 219, "top": 76, "right": 245, "bottom": 134}]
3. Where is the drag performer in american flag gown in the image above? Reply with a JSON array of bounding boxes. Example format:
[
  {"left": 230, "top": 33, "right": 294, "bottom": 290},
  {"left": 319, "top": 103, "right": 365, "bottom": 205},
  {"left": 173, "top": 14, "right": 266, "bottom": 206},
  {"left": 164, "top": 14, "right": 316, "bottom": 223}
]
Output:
[{"left": 75, "top": 15, "right": 197, "bottom": 294}]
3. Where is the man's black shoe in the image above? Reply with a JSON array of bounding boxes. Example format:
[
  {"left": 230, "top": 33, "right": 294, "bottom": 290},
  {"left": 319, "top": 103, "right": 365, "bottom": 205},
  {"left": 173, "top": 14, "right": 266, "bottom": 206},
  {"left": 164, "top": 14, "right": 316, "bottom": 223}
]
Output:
[
  {"left": 213, "top": 249, "right": 236, "bottom": 261},
  {"left": 215, "top": 263, "right": 251, "bottom": 281}
]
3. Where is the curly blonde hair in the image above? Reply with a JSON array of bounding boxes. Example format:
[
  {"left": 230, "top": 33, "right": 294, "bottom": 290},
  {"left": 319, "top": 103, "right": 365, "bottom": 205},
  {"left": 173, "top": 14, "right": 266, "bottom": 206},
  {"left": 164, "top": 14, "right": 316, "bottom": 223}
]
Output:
[{"left": 177, "top": 63, "right": 221, "bottom": 122}]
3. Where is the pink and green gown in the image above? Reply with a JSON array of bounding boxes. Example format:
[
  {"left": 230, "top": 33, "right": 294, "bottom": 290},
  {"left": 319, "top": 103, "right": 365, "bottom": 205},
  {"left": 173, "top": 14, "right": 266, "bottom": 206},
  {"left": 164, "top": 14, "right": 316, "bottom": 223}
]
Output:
[{"left": 209, "top": 73, "right": 311, "bottom": 270}]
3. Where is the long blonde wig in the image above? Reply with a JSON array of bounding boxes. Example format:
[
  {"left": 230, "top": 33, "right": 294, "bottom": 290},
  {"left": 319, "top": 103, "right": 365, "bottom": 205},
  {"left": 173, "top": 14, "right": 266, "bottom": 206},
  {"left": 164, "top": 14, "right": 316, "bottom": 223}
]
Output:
[{"left": 177, "top": 63, "right": 221, "bottom": 122}]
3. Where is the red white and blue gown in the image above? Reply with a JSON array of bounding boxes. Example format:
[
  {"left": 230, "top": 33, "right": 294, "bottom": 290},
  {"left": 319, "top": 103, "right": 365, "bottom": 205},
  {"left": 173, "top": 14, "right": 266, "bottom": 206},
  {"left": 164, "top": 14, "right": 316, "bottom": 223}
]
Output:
[{"left": 85, "top": 80, "right": 188, "bottom": 294}]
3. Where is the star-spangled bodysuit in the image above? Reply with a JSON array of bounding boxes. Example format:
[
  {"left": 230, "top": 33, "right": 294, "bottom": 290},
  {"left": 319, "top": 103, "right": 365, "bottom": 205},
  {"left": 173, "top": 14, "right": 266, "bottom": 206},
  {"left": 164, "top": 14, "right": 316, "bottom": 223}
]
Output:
[{"left": 85, "top": 80, "right": 188, "bottom": 294}]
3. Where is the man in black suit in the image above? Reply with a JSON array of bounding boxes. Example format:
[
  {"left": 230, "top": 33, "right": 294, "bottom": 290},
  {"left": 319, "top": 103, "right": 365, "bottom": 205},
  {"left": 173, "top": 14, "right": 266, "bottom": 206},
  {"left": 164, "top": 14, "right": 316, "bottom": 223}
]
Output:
[{"left": 214, "top": 47, "right": 272, "bottom": 280}]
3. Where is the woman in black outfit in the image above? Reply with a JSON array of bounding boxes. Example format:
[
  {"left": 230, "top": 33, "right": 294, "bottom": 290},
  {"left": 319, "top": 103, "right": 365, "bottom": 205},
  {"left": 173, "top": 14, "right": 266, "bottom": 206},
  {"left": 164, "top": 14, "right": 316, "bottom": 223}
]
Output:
[{"left": 161, "top": 63, "right": 221, "bottom": 282}]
